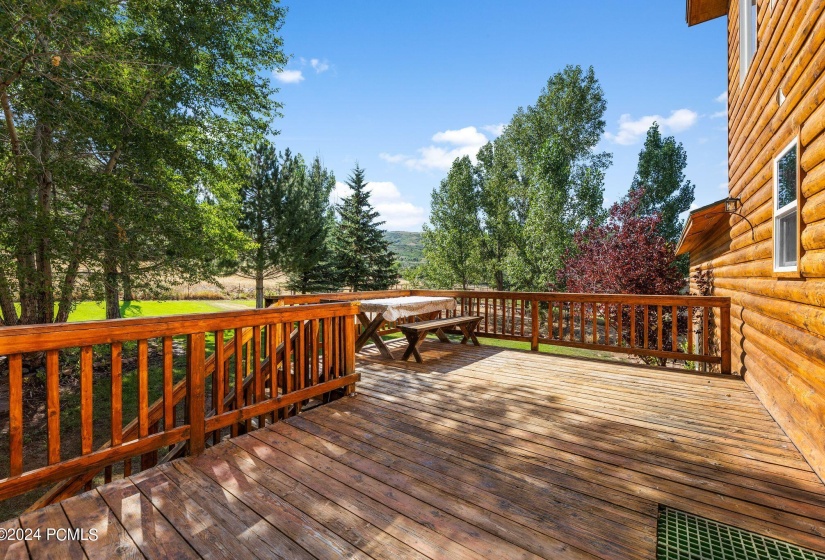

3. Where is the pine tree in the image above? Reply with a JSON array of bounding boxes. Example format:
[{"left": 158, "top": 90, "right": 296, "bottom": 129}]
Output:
[
  {"left": 237, "top": 142, "right": 291, "bottom": 308},
  {"left": 333, "top": 166, "right": 399, "bottom": 291}
]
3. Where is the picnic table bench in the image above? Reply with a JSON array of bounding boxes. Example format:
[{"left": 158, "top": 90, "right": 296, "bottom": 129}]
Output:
[{"left": 399, "top": 315, "right": 483, "bottom": 363}]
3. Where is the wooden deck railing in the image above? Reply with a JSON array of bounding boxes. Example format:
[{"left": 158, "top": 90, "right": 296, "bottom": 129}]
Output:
[
  {"left": 0, "top": 302, "right": 358, "bottom": 507},
  {"left": 269, "top": 289, "right": 731, "bottom": 373}
]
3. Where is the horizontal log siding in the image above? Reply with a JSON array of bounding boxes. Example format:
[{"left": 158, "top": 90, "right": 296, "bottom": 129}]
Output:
[{"left": 689, "top": 0, "right": 825, "bottom": 482}]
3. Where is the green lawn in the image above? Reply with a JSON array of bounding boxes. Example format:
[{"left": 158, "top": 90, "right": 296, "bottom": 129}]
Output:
[{"left": 67, "top": 300, "right": 256, "bottom": 322}]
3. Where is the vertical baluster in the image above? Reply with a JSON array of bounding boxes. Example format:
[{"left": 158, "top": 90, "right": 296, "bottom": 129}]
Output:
[
  {"left": 630, "top": 306, "right": 636, "bottom": 349},
  {"left": 520, "top": 300, "right": 525, "bottom": 337},
  {"left": 105, "top": 343, "right": 122, "bottom": 483},
  {"left": 556, "top": 302, "right": 562, "bottom": 341},
  {"left": 268, "top": 324, "right": 278, "bottom": 423},
  {"left": 493, "top": 299, "right": 498, "bottom": 334},
  {"left": 233, "top": 329, "right": 243, "bottom": 437},
  {"left": 604, "top": 304, "right": 610, "bottom": 346},
  {"left": 657, "top": 306, "right": 664, "bottom": 351},
  {"left": 643, "top": 305, "right": 650, "bottom": 349},
  {"left": 702, "top": 307, "right": 710, "bottom": 356},
  {"left": 311, "top": 319, "right": 320, "bottom": 386},
  {"left": 285, "top": 321, "right": 294, "bottom": 417},
  {"left": 45, "top": 350, "right": 60, "bottom": 466},
  {"left": 345, "top": 315, "right": 356, "bottom": 396},
  {"left": 484, "top": 298, "right": 489, "bottom": 333},
  {"left": 530, "top": 301, "right": 539, "bottom": 351},
  {"left": 687, "top": 306, "right": 694, "bottom": 356},
  {"left": 253, "top": 325, "right": 264, "bottom": 427},
  {"left": 186, "top": 333, "right": 206, "bottom": 456},
  {"left": 138, "top": 340, "right": 150, "bottom": 470},
  {"left": 510, "top": 299, "right": 515, "bottom": 336},
  {"left": 592, "top": 303, "right": 597, "bottom": 344},
  {"left": 9, "top": 354, "right": 23, "bottom": 477},
  {"left": 672, "top": 305, "right": 679, "bottom": 352},
  {"left": 501, "top": 298, "right": 506, "bottom": 333},
  {"left": 80, "top": 347, "right": 93, "bottom": 457},
  {"left": 213, "top": 331, "right": 224, "bottom": 444},
  {"left": 163, "top": 337, "right": 174, "bottom": 432},
  {"left": 617, "top": 304, "right": 623, "bottom": 347},
  {"left": 323, "top": 317, "right": 332, "bottom": 382},
  {"left": 296, "top": 321, "right": 306, "bottom": 414},
  {"left": 579, "top": 303, "right": 585, "bottom": 343},
  {"left": 329, "top": 318, "right": 338, "bottom": 380}
]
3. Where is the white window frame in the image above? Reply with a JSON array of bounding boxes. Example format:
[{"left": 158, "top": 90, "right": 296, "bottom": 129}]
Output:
[
  {"left": 740, "top": 0, "right": 757, "bottom": 84},
  {"left": 773, "top": 137, "right": 799, "bottom": 273}
]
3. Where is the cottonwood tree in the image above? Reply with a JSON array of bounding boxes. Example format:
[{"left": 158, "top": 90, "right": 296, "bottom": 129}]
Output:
[
  {"left": 0, "top": 1, "right": 286, "bottom": 323},
  {"left": 333, "top": 166, "right": 399, "bottom": 291},
  {"left": 422, "top": 156, "right": 482, "bottom": 289},
  {"left": 503, "top": 65, "right": 610, "bottom": 291},
  {"left": 475, "top": 138, "right": 518, "bottom": 291}
]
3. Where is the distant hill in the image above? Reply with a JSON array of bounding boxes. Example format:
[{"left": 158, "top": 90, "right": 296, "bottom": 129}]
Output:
[{"left": 384, "top": 231, "right": 424, "bottom": 269}]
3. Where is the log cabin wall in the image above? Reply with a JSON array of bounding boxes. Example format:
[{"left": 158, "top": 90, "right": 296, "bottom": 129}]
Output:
[{"left": 687, "top": 0, "right": 825, "bottom": 482}]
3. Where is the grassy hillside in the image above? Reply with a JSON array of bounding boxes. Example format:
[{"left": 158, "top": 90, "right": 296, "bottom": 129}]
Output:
[{"left": 385, "top": 230, "right": 424, "bottom": 269}]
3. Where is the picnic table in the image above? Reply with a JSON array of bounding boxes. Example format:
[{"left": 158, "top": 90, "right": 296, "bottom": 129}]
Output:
[{"left": 355, "top": 296, "right": 456, "bottom": 359}]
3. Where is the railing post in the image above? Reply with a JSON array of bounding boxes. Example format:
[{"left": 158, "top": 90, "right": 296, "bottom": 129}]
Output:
[
  {"left": 345, "top": 307, "right": 358, "bottom": 396},
  {"left": 720, "top": 303, "right": 731, "bottom": 375},
  {"left": 186, "top": 332, "right": 206, "bottom": 456},
  {"left": 531, "top": 300, "right": 539, "bottom": 352}
]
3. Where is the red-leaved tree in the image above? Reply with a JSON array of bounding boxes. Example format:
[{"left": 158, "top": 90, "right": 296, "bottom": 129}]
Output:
[
  {"left": 558, "top": 189, "right": 687, "bottom": 363},
  {"left": 559, "top": 189, "right": 685, "bottom": 294}
]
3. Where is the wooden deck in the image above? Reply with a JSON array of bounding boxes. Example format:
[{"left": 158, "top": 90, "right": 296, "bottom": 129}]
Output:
[{"left": 3, "top": 340, "right": 825, "bottom": 559}]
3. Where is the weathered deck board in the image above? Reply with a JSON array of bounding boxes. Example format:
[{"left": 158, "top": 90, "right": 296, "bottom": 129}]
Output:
[{"left": 7, "top": 340, "right": 825, "bottom": 559}]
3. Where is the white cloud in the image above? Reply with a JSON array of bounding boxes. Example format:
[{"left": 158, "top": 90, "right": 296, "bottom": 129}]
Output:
[
  {"left": 711, "top": 91, "right": 727, "bottom": 119},
  {"left": 310, "top": 58, "right": 330, "bottom": 73},
  {"left": 482, "top": 123, "right": 506, "bottom": 137},
  {"left": 604, "top": 109, "right": 699, "bottom": 145},
  {"left": 331, "top": 181, "right": 426, "bottom": 230},
  {"left": 380, "top": 125, "right": 493, "bottom": 171},
  {"left": 274, "top": 69, "right": 304, "bottom": 84}
]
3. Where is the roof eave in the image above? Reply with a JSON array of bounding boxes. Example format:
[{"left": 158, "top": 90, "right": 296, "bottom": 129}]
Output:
[{"left": 686, "top": 0, "right": 727, "bottom": 26}]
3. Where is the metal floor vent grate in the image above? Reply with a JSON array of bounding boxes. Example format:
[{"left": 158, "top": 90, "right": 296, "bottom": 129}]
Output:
[{"left": 657, "top": 507, "right": 825, "bottom": 560}]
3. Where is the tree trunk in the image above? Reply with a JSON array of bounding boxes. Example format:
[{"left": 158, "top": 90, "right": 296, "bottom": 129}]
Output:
[
  {"left": 255, "top": 271, "right": 264, "bottom": 308},
  {"left": 104, "top": 245, "right": 121, "bottom": 319},
  {"left": 495, "top": 270, "right": 504, "bottom": 291},
  {"left": 105, "top": 270, "right": 121, "bottom": 319},
  {"left": 122, "top": 260, "right": 134, "bottom": 302}
]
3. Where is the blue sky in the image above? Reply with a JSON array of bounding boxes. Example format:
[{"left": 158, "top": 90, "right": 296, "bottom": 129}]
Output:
[{"left": 271, "top": 0, "right": 728, "bottom": 231}]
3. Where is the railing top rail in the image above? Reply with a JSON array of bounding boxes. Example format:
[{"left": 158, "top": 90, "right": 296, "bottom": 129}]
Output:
[
  {"left": 268, "top": 290, "right": 413, "bottom": 305},
  {"left": 268, "top": 288, "right": 730, "bottom": 308},
  {"left": 411, "top": 290, "right": 731, "bottom": 306},
  {"left": 0, "top": 301, "right": 360, "bottom": 354}
]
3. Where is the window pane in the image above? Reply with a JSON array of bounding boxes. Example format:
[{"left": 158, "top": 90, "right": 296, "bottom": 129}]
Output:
[
  {"left": 777, "top": 210, "right": 797, "bottom": 268},
  {"left": 749, "top": 0, "right": 757, "bottom": 56},
  {"left": 776, "top": 144, "right": 797, "bottom": 208}
]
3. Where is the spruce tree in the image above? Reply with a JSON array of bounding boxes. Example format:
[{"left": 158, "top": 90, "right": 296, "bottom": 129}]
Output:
[
  {"left": 282, "top": 156, "right": 341, "bottom": 293},
  {"left": 333, "top": 166, "right": 399, "bottom": 291}
]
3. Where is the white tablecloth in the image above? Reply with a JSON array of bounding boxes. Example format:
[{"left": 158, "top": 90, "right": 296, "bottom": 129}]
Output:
[{"left": 358, "top": 296, "right": 457, "bottom": 322}]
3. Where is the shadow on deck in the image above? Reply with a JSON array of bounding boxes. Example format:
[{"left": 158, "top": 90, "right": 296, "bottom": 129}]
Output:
[{"left": 3, "top": 340, "right": 825, "bottom": 559}]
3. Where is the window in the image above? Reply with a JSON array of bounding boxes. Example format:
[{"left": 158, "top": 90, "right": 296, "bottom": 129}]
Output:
[
  {"left": 740, "top": 0, "right": 757, "bottom": 84},
  {"left": 774, "top": 138, "right": 799, "bottom": 272}
]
